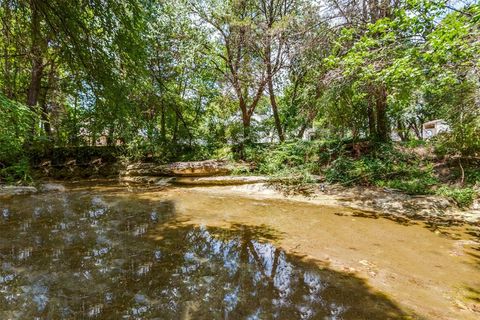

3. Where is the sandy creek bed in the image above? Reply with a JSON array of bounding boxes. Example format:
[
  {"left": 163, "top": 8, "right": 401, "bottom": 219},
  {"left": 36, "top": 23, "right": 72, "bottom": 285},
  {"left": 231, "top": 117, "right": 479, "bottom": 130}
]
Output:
[{"left": 1, "top": 183, "right": 479, "bottom": 319}]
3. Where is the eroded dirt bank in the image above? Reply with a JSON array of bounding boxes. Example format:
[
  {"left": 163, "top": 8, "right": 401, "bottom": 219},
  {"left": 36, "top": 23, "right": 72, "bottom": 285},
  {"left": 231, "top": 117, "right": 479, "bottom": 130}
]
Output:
[{"left": 132, "top": 186, "right": 480, "bottom": 320}]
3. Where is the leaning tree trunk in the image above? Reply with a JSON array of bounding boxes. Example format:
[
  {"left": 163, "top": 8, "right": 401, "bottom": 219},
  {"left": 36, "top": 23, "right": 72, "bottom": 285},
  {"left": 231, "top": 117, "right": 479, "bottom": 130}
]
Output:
[{"left": 409, "top": 120, "right": 422, "bottom": 140}]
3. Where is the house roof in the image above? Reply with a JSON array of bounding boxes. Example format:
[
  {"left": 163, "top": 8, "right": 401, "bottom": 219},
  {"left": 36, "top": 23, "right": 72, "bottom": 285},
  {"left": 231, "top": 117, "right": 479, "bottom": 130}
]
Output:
[{"left": 423, "top": 119, "right": 446, "bottom": 126}]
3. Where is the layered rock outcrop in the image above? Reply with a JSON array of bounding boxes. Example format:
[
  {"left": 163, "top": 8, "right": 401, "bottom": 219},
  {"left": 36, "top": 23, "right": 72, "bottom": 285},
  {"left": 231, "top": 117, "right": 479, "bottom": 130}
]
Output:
[{"left": 119, "top": 160, "right": 255, "bottom": 185}]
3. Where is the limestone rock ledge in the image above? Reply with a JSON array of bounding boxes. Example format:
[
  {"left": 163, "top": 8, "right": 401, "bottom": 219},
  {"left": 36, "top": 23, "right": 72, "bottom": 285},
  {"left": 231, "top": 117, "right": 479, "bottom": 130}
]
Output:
[{"left": 121, "top": 160, "right": 250, "bottom": 178}]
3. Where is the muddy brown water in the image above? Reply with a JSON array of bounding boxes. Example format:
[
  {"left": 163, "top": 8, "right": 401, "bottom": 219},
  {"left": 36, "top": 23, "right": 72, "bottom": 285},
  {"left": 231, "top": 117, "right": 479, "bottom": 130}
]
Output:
[{"left": 0, "top": 184, "right": 479, "bottom": 319}]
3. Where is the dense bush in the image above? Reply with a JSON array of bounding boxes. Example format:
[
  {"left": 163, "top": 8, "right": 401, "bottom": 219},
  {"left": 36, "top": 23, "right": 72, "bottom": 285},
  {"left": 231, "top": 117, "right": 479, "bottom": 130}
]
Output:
[{"left": 245, "top": 140, "right": 479, "bottom": 202}]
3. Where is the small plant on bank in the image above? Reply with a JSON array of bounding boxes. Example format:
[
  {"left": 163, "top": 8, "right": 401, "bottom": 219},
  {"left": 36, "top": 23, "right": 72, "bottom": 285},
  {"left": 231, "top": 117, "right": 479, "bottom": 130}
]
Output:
[{"left": 436, "top": 186, "right": 477, "bottom": 208}]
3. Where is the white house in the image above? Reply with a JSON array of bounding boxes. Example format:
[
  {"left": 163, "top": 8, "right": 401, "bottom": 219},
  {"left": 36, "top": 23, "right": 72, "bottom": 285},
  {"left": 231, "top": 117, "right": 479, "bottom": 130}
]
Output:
[
  {"left": 422, "top": 119, "right": 450, "bottom": 139},
  {"left": 302, "top": 128, "right": 316, "bottom": 141}
]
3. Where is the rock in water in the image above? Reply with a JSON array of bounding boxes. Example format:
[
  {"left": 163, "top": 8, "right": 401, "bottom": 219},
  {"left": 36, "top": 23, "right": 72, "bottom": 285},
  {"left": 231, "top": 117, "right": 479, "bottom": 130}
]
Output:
[
  {"left": 39, "top": 183, "right": 66, "bottom": 192},
  {"left": 0, "top": 186, "right": 38, "bottom": 196}
]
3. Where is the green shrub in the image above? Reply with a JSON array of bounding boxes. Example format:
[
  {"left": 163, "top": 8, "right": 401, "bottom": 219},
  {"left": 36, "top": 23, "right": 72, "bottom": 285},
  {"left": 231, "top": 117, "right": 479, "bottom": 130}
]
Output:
[
  {"left": 325, "top": 156, "right": 359, "bottom": 184},
  {"left": 377, "top": 177, "right": 437, "bottom": 195},
  {"left": 0, "top": 94, "right": 37, "bottom": 166},
  {"left": 0, "top": 159, "right": 33, "bottom": 184},
  {"left": 245, "top": 140, "right": 323, "bottom": 175},
  {"left": 436, "top": 186, "right": 477, "bottom": 208},
  {"left": 465, "top": 166, "right": 480, "bottom": 185},
  {"left": 402, "top": 139, "right": 427, "bottom": 148}
]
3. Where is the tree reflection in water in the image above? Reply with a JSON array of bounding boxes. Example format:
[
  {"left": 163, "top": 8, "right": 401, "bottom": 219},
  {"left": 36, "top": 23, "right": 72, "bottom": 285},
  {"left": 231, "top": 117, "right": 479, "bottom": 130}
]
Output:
[{"left": 0, "top": 192, "right": 414, "bottom": 319}]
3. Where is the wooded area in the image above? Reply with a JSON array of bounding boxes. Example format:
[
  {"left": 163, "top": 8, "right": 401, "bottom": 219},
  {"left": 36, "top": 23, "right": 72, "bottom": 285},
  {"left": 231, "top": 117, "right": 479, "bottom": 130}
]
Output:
[
  {"left": 1, "top": 3, "right": 480, "bottom": 317},
  {"left": 0, "top": 0, "right": 479, "bottom": 199}
]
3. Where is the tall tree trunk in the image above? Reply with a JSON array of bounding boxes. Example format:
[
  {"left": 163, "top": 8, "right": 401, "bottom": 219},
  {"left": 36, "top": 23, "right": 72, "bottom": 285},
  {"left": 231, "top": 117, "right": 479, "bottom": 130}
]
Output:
[
  {"left": 2, "top": 0, "right": 13, "bottom": 98},
  {"left": 40, "top": 60, "right": 56, "bottom": 140},
  {"left": 367, "top": 102, "right": 376, "bottom": 139},
  {"left": 69, "top": 94, "right": 77, "bottom": 145},
  {"left": 242, "top": 112, "right": 251, "bottom": 143},
  {"left": 237, "top": 95, "right": 252, "bottom": 144},
  {"left": 160, "top": 104, "right": 166, "bottom": 142},
  {"left": 26, "top": 0, "right": 45, "bottom": 144},
  {"left": 266, "top": 38, "right": 284, "bottom": 142},
  {"left": 39, "top": 87, "right": 51, "bottom": 138},
  {"left": 27, "top": 0, "right": 44, "bottom": 109},
  {"left": 172, "top": 114, "right": 179, "bottom": 145},
  {"left": 268, "top": 76, "right": 284, "bottom": 142},
  {"left": 375, "top": 86, "right": 389, "bottom": 142}
]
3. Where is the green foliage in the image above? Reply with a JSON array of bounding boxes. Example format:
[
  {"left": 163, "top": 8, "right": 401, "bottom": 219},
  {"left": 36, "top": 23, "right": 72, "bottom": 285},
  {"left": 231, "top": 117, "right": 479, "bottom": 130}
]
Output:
[
  {"left": 0, "top": 94, "right": 36, "bottom": 165},
  {"left": 427, "top": 79, "right": 480, "bottom": 158},
  {"left": 401, "top": 139, "right": 426, "bottom": 148},
  {"left": 325, "top": 146, "right": 437, "bottom": 194},
  {"left": 436, "top": 186, "right": 477, "bottom": 208},
  {"left": 240, "top": 140, "right": 328, "bottom": 187},
  {"left": 0, "top": 159, "right": 33, "bottom": 184},
  {"left": 378, "top": 176, "right": 437, "bottom": 195},
  {"left": 465, "top": 167, "right": 480, "bottom": 185},
  {"left": 248, "top": 141, "right": 319, "bottom": 174},
  {"left": 241, "top": 141, "right": 447, "bottom": 196},
  {"left": 0, "top": 0, "right": 479, "bottom": 196},
  {"left": 243, "top": 140, "right": 353, "bottom": 175}
]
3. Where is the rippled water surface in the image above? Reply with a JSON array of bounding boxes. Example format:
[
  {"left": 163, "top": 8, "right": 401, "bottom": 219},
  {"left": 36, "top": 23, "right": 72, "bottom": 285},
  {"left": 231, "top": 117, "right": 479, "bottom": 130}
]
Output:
[{"left": 1, "top": 188, "right": 426, "bottom": 319}]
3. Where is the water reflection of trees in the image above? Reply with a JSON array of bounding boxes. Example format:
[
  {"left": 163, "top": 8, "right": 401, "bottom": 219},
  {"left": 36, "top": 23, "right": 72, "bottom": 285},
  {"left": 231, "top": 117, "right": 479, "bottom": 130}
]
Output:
[{"left": 0, "top": 192, "right": 415, "bottom": 319}]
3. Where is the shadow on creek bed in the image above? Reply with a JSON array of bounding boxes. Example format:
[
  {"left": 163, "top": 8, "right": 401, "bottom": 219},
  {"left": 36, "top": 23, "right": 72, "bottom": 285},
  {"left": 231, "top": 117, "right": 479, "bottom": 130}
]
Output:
[{"left": 0, "top": 190, "right": 425, "bottom": 319}]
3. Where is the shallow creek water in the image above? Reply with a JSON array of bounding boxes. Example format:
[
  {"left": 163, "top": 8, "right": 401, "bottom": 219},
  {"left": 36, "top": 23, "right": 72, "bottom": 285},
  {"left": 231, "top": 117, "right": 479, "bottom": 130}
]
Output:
[{"left": 0, "top": 184, "right": 479, "bottom": 319}]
